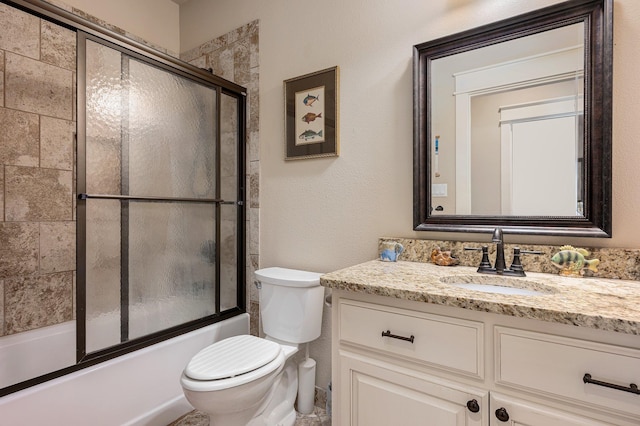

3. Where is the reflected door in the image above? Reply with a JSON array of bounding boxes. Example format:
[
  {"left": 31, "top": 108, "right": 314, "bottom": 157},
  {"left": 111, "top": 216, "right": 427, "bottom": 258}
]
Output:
[{"left": 500, "top": 98, "right": 580, "bottom": 216}]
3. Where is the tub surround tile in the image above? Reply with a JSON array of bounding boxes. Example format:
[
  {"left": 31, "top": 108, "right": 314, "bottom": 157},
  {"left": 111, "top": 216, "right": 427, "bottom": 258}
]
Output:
[
  {"left": 0, "top": 280, "right": 3, "bottom": 334},
  {"left": 321, "top": 260, "right": 640, "bottom": 335},
  {"left": 0, "top": 3, "right": 40, "bottom": 59},
  {"left": 233, "top": 38, "right": 250, "bottom": 84},
  {"left": 0, "top": 222, "right": 39, "bottom": 277},
  {"left": 248, "top": 67, "right": 259, "bottom": 134},
  {"left": 248, "top": 254, "right": 259, "bottom": 304},
  {"left": 249, "top": 160, "right": 259, "bottom": 208},
  {"left": 5, "top": 166, "right": 72, "bottom": 221},
  {"left": 188, "top": 55, "right": 206, "bottom": 70},
  {"left": 0, "top": 166, "right": 4, "bottom": 221},
  {"left": 249, "top": 207, "right": 259, "bottom": 255},
  {"left": 0, "top": 108, "right": 40, "bottom": 167},
  {"left": 4, "top": 271, "right": 73, "bottom": 334},
  {"left": 0, "top": 51, "right": 4, "bottom": 107},
  {"left": 249, "top": 300, "right": 260, "bottom": 336},
  {"left": 40, "top": 116, "right": 74, "bottom": 170},
  {"left": 40, "top": 221, "right": 76, "bottom": 273},
  {"left": 5, "top": 52, "right": 73, "bottom": 119},
  {"left": 40, "top": 20, "right": 76, "bottom": 70}
]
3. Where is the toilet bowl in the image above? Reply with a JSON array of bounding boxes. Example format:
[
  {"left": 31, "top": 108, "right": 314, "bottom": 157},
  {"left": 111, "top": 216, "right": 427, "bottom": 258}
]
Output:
[
  {"left": 180, "top": 267, "right": 325, "bottom": 426},
  {"left": 181, "top": 335, "right": 298, "bottom": 425}
]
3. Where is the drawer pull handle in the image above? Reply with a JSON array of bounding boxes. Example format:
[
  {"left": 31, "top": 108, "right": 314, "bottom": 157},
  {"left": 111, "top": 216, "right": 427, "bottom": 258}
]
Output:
[
  {"left": 381, "top": 330, "right": 414, "bottom": 343},
  {"left": 583, "top": 373, "right": 640, "bottom": 395}
]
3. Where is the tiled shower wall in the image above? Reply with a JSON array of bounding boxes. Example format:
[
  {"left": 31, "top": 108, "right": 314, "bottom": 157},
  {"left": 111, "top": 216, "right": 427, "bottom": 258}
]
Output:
[
  {"left": 0, "top": 1, "right": 258, "bottom": 340},
  {"left": 181, "top": 21, "right": 261, "bottom": 335},
  {"left": 0, "top": 3, "right": 76, "bottom": 336}
]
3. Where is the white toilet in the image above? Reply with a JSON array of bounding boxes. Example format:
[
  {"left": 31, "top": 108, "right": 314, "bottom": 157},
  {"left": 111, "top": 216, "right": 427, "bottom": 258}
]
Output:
[{"left": 180, "top": 267, "right": 325, "bottom": 426}]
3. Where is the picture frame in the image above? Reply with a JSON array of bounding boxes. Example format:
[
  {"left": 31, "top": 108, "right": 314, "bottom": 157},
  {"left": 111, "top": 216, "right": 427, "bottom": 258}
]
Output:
[{"left": 284, "top": 66, "right": 339, "bottom": 160}]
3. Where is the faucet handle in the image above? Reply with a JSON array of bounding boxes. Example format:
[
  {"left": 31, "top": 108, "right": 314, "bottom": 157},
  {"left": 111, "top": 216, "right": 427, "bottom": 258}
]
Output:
[
  {"left": 507, "top": 248, "right": 542, "bottom": 277},
  {"left": 464, "top": 246, "right": 493, "bottom": 272}
]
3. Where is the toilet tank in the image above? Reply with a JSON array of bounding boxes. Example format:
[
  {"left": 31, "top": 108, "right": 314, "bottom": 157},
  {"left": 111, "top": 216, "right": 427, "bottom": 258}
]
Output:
[{"left": 255, "top": 267, "right": 324, "bottom": 344}]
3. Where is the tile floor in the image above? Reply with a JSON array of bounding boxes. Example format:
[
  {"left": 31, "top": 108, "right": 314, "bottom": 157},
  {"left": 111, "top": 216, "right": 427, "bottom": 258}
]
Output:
[{"left": 168, "top": 407, "right": 331, "bottom": 426}]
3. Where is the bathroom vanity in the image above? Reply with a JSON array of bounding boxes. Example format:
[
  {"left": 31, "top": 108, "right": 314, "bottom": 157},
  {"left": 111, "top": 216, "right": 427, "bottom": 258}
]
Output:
[{"left": 321, "top": 261, "right": 640, "bottom": 426}]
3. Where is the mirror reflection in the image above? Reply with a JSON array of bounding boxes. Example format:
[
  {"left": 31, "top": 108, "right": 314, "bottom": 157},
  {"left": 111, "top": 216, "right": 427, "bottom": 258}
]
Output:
[{"left": 431, "top": 23, "right": 585, "bottom": 217}]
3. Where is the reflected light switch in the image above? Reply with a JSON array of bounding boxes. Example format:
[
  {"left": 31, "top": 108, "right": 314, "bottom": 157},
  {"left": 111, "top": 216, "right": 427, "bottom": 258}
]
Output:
[{"left": 432, "top": 183, "right": 448, "bottom": 197}]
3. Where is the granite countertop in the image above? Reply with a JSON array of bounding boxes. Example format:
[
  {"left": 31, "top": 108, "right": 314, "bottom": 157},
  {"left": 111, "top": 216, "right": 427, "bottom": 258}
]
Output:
[{"left": 320, "top": 260, "right": 640, "bottom": 335}]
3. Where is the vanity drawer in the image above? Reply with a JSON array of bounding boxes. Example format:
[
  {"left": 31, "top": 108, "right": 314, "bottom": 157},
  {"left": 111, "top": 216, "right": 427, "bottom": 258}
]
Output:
[
  {"left": 339, "top": 300, "right": 483, "bottom": 378},
  {"left": 496, "top": 327, "right": 640, "bottom": 418}
]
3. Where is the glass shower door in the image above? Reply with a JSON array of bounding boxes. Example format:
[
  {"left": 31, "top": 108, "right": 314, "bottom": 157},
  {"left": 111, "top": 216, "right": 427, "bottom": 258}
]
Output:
[{"left": 81, "top": 36, "right": 226, "bottom": 355}]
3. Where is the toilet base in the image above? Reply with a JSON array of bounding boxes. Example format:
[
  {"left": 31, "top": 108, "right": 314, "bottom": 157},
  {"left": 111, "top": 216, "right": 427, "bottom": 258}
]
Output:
[{"left": 246, "top": 361, "right": 299, "bottom": 426}]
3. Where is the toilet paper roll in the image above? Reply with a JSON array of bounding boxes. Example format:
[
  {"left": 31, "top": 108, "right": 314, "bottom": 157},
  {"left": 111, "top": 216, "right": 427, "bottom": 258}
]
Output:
[{"left": 297, "top": 358, "right": 316, "bottom": 415}]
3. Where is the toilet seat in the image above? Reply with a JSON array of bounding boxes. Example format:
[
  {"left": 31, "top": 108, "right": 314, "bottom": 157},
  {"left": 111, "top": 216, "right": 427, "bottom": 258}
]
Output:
[{"left": 181, "top": 335, "right": 285, "bottom": 392}]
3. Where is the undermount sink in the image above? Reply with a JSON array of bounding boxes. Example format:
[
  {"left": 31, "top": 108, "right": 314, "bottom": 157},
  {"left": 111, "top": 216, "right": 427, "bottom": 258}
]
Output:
[{"left": 439, "top": 275, "right": 556, "bottom": 296}]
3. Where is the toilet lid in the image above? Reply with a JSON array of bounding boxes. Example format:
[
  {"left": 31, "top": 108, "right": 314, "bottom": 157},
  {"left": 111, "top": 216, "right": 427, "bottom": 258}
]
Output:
[{"left": 185, "top": 335, "right": 281, "bottom": 381}]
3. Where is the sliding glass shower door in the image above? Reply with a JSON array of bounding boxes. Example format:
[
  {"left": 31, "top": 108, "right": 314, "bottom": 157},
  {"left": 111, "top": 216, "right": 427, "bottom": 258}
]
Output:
[{"left": 78, "top": 34, "right": 245, "bottom": 358}]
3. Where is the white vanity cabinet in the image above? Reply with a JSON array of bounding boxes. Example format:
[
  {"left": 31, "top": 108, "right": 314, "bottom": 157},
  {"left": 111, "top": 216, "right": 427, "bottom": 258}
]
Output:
[
  {"left": 331, "top": 292, "right": 640, "bottom": 426},
  {"left": 339, "top": 352, "right": 486, "bottom": 426}
]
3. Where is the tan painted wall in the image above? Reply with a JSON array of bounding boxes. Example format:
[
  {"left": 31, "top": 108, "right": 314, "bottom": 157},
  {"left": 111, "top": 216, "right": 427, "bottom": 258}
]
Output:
[
  {"left": 179, "top": 0, "right": 640, "bottom": 393},
  {"left": 60, "top": 0, "right": 180, "bottom": 53}
]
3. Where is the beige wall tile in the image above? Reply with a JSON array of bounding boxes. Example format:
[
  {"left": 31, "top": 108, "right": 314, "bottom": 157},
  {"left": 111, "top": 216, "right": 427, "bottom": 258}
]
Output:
[
  {"left": 0, "top": 107, "right": 39, "bottom": 167},
  {"left": 0, "top": 280, "right": 4, "bottom": 335},
  {"left": 4, "top": 271, "right": 73, "bottom": 334},
  {"left": 41, "top": 116, "right": 74, "bottom": 170},
  {"left": 5, "top": 52, "right": 73, "bottom": 119},
  {"left": 5, "top": 166, "right": 72, "bottom": 221},
  {"left": 72, "top": 71, "right": 76, "bottom": 122},
  {"left": 209, "top": 47, "right": 234, "bottom": 82},
  {"left": 249, "top": 301, "right": 260, "bottom": 336},
  {"left": 0, "top": 51, "right": 4, "bottom": 108},
  {"left": 0, "top": 3, "right": 40, "bottom": 59},
  {"left": 0, "top": 166, "right": 4, "bottom": 222},
  {"left": 249, "top": 160, "right": 259, "bottom": 209},
  {"left": 0, "top": 222, "right": 39, "bottom": 277},
  {"left": 40, "top": 222, "right": 76, "bottom": 274},
  {"left": 40, "top": 20, "right": 76, "bottom": 71},
  {"left": 233, "top": 39, "right": 250, "bottom": 84}
]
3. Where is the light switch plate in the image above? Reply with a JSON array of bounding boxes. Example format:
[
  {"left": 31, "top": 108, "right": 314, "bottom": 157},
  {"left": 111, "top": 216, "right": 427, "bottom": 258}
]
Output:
[{"left": 432, "top": 183, "right": 448, "bottom": 197}]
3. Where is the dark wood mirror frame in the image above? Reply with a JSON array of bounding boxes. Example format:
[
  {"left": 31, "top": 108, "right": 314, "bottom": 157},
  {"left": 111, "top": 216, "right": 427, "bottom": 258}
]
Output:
[{"left": 413, "top": 0, "right": 612, "bottom": 237}]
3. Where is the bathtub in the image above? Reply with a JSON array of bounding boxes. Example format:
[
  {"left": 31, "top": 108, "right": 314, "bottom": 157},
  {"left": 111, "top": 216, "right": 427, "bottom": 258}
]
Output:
[{"left": 0, "top": 313, "right": 249, "bottom": 425}]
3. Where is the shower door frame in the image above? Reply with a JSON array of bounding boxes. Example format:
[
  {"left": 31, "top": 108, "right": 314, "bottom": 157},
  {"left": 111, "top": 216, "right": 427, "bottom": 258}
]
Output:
[
  {"left": 77, "top": 31, "right": 247, "bottom": 363},
  {"left": 1, "top": 0, "right": 247, "bottom": 397}
]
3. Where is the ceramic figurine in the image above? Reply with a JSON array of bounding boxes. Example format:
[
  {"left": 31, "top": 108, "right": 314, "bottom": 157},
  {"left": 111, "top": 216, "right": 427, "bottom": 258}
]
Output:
[
  {"left": 551, "top": 245, "right": 600, "bottom": 277},
  {"left": 430, "top": 247, "right": 459, "bottom": 266},
  {"left": 380, "top": 241, "right": 404, "bottom": 262}
]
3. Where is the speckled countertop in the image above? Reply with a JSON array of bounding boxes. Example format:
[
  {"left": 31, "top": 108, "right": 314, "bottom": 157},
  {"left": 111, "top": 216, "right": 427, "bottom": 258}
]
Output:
[{"left": 320, "top": 260, "right": 640, "bottom": 335}]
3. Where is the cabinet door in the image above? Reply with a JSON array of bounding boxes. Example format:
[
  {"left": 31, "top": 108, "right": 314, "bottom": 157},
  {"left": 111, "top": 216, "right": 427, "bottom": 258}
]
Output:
[
  {"left": 490, "top": 393, "right": 615, "bottom": 426},
  {"left": 339, "top": 352, "right": 486, "bottom": 426}
]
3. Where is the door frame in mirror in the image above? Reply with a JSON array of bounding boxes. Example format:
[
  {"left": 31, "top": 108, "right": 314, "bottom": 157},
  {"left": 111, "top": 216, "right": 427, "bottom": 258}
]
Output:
[{"left": 413, "top": 0, "right": 612, "bottom": 237}]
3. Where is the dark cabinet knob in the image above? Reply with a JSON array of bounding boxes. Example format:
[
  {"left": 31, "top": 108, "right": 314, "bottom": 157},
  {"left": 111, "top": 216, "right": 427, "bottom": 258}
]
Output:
[
  {"left": 495, "top": 407, "right": 510, "bottom": 422},
  {"left": 466, "top": 399, "right": 480, "bottom": 413}
]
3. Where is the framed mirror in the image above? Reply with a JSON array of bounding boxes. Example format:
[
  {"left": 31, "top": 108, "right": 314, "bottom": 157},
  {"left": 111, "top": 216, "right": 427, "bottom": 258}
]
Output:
[{"left": 413, "top": 0, "right": 612, "bottom": 237}]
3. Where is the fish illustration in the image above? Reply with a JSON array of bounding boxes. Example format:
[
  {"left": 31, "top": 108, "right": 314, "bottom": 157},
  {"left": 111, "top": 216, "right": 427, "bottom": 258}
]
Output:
[
  {"left": 551, "top": 245, "right": 599, "bottom": 276},
  {"left": 301, "top": 112, "right": 322, "bottom": 123},
  {"left": 298, "top": 129, "right": 323, "bottom": 140},
  {"left": 303, "top": 93, "right": 319, "bottom": 106}
]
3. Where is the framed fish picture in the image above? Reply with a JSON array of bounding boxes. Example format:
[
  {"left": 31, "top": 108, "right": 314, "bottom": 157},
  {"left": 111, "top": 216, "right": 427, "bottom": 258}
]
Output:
[{"left": 284, "top": 66, "right": 339, "bottom": 160}]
